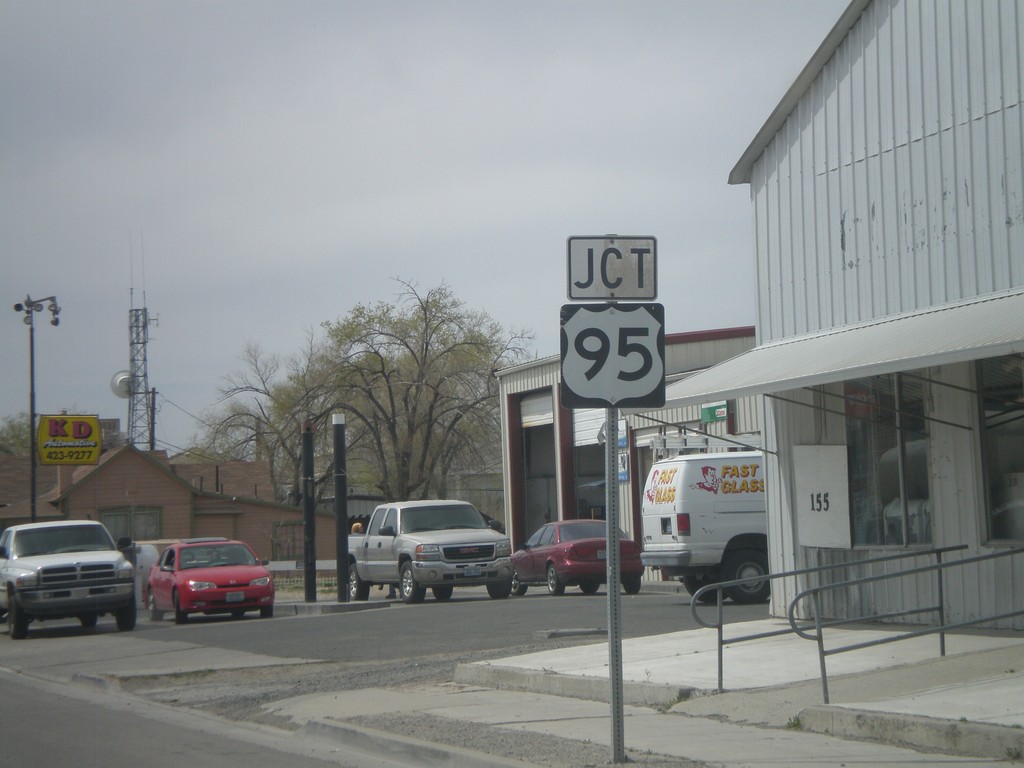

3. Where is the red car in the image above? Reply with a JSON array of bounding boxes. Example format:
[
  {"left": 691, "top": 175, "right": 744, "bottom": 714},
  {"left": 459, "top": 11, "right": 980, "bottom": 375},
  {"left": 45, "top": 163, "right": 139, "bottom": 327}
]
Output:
[
  {"left": 145, "top": 538, "right": 274, "bottom": 623},
  {"left": 510, "top": 520, "right": 643, "bottom": 596}
]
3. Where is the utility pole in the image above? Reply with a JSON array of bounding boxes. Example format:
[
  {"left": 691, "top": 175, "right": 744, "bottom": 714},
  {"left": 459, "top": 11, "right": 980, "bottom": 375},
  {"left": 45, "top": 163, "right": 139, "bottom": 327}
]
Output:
[{"left": 12, "top": 295, "right": 60, "bottom": 522}]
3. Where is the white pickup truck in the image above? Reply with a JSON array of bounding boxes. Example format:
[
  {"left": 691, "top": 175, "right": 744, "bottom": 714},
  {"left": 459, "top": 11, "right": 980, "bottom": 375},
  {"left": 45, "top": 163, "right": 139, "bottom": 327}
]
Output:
[
  {"left": 0, "top": 520, "right": 137, "bottom": 639},
  {"left": 347, "top": 500, "right": 513, "bottom": 603}
]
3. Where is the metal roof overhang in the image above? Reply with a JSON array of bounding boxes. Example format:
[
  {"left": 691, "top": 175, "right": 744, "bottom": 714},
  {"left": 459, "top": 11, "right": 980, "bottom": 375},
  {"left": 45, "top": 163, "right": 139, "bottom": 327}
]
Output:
[{"left": 662, "top": 290, "right": 1024, "bottom": 410}]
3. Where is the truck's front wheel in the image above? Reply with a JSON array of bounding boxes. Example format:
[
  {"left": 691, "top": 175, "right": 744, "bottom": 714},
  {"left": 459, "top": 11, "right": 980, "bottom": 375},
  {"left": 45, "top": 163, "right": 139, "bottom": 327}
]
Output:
[
  {"left": 722, "top": 549, "right": 770, "bottom": 604},
  {"left": 486, "top": 579, "right": 512, "bottom": 599},
  {"left": 349, "top": 563, "right": 370, "bottom": 601},
  {"left": 115, "top": 600, "right": 137, "bottom": 632},
  {"left": 399, "top": 562, "right": 425, "bottom": 604},
  {"left": 7, "top": 598, "right": 28, "bottom": 639}
]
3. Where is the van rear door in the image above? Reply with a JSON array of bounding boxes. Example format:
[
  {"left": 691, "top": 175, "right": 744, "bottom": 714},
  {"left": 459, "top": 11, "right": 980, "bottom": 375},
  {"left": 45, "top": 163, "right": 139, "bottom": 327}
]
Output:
[{"left": 641, "top": 460, "right": 683, "bottom": 552}]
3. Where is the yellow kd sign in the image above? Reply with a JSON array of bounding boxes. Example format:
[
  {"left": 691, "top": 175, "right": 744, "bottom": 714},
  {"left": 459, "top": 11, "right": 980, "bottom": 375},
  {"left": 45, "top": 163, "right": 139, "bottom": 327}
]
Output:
[{"left": 37, "top": 414, "right": 102, "bottom": 465}]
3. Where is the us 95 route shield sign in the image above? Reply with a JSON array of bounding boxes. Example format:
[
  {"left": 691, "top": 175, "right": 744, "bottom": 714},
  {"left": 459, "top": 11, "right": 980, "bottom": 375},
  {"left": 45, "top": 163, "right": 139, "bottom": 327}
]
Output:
[{"left": 560, "top": 303, "right": 665, "bottom": 408}]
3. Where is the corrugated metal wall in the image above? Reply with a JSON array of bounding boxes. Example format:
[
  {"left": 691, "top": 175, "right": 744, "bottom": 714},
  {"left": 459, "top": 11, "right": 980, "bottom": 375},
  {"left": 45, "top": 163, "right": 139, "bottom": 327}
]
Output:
[
  {"left": 751, "top": 0, "right": 1024, "bottom": 628},
  {"left": 752, "top": 0, "right": 1024, "bottom": 344}
]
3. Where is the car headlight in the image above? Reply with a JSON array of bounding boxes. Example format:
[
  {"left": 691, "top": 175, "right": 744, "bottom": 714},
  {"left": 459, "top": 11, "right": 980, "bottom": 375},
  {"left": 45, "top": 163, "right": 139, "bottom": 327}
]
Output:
[
  {"left": 116, "top": 560, "right": 134, "bottom": 580},
  {"left": 15, "top": 570, "right": 39, "bottom": 588},
  {"left": 249, "top": 576, "right": 271, "bottom": 587},
  {"left": 495, "top": 540, "right": 512, "bottom": 558},
  {"left": 187, "top": 579, "right": 217, "bottom": 590},
  {"left": 415, "top": 544, "right": 441, "bottom": 561}
]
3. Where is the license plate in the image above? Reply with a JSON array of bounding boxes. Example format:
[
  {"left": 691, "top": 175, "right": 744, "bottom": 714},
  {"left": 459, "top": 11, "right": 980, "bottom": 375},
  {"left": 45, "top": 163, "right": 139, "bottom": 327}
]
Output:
[
  {"left": 463, "top": 567, "right": 481, "bottom": 577},
  {"left": 226, "top": 591, "right": 245, "bottom": 602},
  {"left": 597, "top": 550, "right": 606, "bottom": 560}
]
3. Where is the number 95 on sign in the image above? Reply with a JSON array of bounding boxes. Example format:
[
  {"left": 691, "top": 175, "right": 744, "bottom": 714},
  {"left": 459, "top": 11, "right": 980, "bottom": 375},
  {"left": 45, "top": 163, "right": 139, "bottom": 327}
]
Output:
[{"left": 560, "top": 303, "right": 665, "bottom": 409}]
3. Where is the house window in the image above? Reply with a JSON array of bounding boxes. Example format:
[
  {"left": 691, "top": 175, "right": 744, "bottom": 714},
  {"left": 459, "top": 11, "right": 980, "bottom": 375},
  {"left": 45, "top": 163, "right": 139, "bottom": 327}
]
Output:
[
  {"left": 100, "top": 508, "right": 161, "bottom": 541},
  {"left": 979, "top": 354, "right": 1024, "bottom": 541},
  {"left": 845, "top": 373, "right": 930, "bottom": 546}
]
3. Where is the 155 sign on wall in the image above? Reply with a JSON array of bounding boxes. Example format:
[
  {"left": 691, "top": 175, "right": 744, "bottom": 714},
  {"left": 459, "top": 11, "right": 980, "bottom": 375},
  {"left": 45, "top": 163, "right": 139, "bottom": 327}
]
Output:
[{"left": 560, "top": 303, "right": 665, "bottom": 409}]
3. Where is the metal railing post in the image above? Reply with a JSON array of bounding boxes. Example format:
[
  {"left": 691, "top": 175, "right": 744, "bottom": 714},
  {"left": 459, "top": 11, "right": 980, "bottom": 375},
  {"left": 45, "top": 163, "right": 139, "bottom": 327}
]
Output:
[
  {"left": 813, "top": 591, "right": 830, "bottom": 704},
  {"left": 716, "top": 587, "right": 724, "bottom": 692},
  {"left": 936, "top": 548, "right": 947, "bottom": 657}
]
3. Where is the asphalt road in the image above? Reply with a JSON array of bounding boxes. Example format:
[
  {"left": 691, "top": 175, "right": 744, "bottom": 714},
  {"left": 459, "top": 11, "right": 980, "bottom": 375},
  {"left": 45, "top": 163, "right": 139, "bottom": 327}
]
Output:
[
  {"left": 0, "top": 666, "right": 425, "bottom": 768},
  {"left": 128, "top": 585, "right": 770, "bottom": 662}
]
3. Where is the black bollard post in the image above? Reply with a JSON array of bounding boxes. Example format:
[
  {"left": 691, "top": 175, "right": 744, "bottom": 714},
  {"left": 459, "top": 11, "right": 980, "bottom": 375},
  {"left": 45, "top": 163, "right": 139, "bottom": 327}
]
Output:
[{"left": 302, "top": 420, "right": 317, "bottom": 603}]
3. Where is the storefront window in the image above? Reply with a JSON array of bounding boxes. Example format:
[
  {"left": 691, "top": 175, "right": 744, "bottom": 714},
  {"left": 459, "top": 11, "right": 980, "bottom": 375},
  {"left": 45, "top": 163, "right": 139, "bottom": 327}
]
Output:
[
  {"left": 845, "top": 373, "right": 930, "bottom": 546},
  {"left": 979, "top": 355, "right": 1024, "bottom": 540}
]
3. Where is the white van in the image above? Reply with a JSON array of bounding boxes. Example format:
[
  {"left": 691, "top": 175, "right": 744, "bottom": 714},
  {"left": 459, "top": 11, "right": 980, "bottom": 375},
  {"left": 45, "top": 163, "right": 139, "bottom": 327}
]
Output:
[{"left": 640, "top": 451, "right": 768, "bottom": 603}]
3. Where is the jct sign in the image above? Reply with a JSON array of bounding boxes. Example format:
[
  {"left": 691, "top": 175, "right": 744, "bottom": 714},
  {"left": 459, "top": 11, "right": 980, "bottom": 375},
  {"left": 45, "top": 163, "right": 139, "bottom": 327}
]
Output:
[
  {"left": 567, "top": 236, "right": 656, "bottom": 300},
  {"left": 37, "top": 414, "right": 102, "bottom": 465}
]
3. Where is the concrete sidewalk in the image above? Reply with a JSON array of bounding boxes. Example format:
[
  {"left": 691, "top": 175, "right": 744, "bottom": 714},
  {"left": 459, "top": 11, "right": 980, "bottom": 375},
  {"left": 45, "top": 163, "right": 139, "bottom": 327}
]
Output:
[
  {"left": 265, "top": 618, "right": 1024, "bottom": 766},
  {"left": 269, "top": 587, "right": 1024, "bottom": 764}
]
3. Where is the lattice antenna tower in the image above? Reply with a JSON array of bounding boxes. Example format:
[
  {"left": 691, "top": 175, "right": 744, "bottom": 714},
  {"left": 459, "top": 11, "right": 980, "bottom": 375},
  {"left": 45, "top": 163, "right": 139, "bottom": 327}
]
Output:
[{"left": 128, "top": 234, "right": 158, "bottom": 448}]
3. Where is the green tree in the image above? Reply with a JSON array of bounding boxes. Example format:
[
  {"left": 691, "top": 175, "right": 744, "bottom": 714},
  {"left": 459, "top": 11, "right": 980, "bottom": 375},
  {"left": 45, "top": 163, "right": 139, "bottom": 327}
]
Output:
[{"left": 0, "top": 412, "right": 31, "bottom": 456}]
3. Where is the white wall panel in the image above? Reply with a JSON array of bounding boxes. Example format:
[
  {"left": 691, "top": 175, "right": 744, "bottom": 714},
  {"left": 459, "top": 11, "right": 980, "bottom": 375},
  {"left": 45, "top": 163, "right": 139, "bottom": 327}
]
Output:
[{"left": 752, "top": 0, "right": 1024, "bottom": 345}]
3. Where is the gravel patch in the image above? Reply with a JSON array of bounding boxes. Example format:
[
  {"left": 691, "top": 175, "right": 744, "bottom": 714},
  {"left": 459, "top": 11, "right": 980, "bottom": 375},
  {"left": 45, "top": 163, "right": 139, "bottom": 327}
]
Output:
[{"left": 118, "top": 643, "right": 707, "bottom": 767}]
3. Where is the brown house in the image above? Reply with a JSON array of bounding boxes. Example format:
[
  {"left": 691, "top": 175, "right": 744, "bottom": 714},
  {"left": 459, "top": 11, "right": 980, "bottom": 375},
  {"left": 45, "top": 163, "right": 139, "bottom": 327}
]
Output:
[{"left": 0, "top": 445, "right": 338, "bottom": 562}]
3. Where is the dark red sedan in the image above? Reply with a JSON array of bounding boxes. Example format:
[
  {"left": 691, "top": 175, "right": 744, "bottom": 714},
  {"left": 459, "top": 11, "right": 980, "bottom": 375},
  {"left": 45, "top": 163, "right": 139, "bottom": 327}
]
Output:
[
  {"left": 510, "top": 520, "right": 643, "bottom": 596},
  {"left": 145, "top": 537, "right": 274, "bottom": 623}
]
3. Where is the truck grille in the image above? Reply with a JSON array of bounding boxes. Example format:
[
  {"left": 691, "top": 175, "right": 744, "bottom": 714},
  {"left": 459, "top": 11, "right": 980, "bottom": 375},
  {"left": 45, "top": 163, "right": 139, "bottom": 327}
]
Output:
[
  {"left": 39, "top": 563, "right": 117, "bottom": 586},
  {"left": 442, "top": 543, "right": 495, "bottom": 561}
]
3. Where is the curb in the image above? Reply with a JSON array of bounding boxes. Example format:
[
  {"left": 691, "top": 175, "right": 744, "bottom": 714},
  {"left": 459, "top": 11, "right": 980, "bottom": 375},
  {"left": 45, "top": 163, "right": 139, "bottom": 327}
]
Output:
[
  {"left": 298, "top": 718, "right": 544, "bottom": 768},
  {"left": 799, "top": 705, "right": 1024, "bottom": 761},
  {"left": 274, "top": 600, "right": 391, "bottom": 616},
  {"left": 453, "top": 662, "right": 693, "bottom": 709}
]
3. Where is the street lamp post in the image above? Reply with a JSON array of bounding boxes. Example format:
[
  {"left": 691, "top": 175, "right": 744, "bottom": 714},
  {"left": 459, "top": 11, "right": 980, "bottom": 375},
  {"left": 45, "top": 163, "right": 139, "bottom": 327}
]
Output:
[{"left": 13, "top": 295, "right": 60, "bottom": 522}]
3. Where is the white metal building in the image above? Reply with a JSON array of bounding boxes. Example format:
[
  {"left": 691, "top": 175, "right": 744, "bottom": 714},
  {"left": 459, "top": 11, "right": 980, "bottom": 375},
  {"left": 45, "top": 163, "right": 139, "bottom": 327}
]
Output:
[{"left": 665, "top": 0, "right": 1024, "bottom": 628}]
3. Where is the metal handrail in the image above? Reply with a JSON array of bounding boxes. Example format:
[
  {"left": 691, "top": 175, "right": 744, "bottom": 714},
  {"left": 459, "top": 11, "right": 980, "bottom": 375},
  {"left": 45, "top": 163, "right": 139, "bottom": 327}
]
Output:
[
  {"left": 689, "top": 545, "right": 968, "bottom": 693},
  {"left": 788, "top": 546, "right": 1024, "bottom": 703}
]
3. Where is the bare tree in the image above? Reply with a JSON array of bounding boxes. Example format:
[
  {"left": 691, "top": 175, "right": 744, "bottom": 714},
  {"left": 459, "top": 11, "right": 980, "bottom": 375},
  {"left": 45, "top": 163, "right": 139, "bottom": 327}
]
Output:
[
  {"left": 198, "top": 281, "right": 532, "bottom": 504},
  {"left": 199, "top": 333, "right": 334, "bottom": 503}
]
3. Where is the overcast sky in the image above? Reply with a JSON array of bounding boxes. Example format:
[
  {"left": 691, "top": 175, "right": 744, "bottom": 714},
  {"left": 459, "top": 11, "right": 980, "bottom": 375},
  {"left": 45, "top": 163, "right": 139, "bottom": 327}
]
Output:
[{"left": 1, "top": 0, "right": 849, "bottom": 454}]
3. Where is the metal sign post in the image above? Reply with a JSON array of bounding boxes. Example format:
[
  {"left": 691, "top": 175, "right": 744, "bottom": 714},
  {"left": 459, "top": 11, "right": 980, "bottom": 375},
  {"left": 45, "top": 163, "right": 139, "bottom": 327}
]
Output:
[
  {"left": 560, "top": 234, "right": 664, "bottom": 765},
  {"left": 604, "top": 410, "right": 625, "bottom": 763}
]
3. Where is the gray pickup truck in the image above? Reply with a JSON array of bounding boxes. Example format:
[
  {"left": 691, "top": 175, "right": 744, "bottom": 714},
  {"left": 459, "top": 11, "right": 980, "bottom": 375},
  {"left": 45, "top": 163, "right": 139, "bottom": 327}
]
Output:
[
  {"left": 348, "top": 500, "right": 513, "bottom": 603},
  {"left": 0, "top": 520, "right": 137, "bottom": 639}
]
